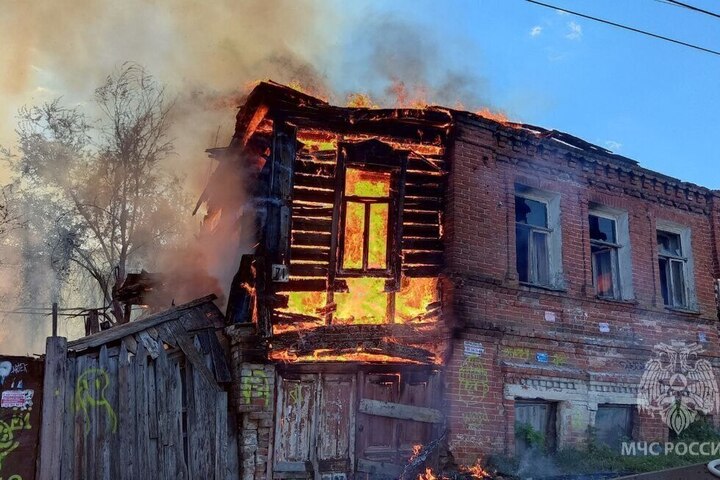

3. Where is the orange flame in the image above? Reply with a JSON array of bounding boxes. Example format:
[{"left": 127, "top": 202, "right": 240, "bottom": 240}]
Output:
[
  {"left": 417, "top": 468, "right": 437, "bottom": 480},
  {"left": 346, "top": 92, "right": 378, "bottom": 108},
  {"left": 414, "top": 461, "right": 490, "bottom": 480},
  {"left": 475, "top": 107, "right": 510, "bottom": 124},
  {"left": 460, "top": 461, "right": 491, "bottom": 479}
]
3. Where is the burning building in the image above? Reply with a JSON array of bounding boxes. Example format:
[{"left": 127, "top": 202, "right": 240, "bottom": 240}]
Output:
[{"left": 195, "top": 81, "right": 720, "bottom": 478}]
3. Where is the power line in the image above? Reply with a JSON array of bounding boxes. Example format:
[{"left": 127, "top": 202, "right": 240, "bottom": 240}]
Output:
[
  {"left": 662, "top": 0, "right": 720, "bottom": 19},
  {"left": 525, "top": 0, "right": 720, "bottom": 56}
]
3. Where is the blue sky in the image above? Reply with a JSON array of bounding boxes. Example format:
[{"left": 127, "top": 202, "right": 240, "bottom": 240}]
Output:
[{"left": 314, "top": 0, "right": 720, "bottom": 188}]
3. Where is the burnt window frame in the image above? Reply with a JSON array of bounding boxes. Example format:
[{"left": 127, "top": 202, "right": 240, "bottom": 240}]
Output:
[
  {"left": 514, "top": 184, "right": 563, "bottom": 289},
  {"left": 657, "top": 227, "right": 690, "bottom": 309},
  {"left": 589, "top": 212, "right": 621, "bottom": 299},
  {"left": 330, "top": 141, "right": 408, "bottom": 284},
  {"left": 337, "top": 166, "right": 396, "bottom": 277}
]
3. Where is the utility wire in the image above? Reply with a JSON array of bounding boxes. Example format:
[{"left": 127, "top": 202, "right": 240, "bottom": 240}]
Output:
[
  {"left": 525, "top": 0, "right": 720, "bottom": 56},
  {"left": 663, "top": 0, "right": 720, "bottom": 19}
]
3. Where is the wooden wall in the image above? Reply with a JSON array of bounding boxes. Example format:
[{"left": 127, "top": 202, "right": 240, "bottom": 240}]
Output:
[{"left": 38, "top": 319, "right": 238, "bottom": 480}]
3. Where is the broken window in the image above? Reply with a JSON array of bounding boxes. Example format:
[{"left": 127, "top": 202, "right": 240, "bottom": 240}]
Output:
[
  {"left": 590, "top": 214, "right": 620, "bottom": 299},
  {"left": 595, "top": 404, "right": 633, "bottom": 449},
  {"left": 657, "top": 229, "right": 689, "bottom": 308},
  {"left": 340, "top": 168, "right": 392, "bottom": 273},
  {"left": 515, "top": 195, "right": 551, "bottom": 285},
  {"left": 514, "top": 400, "right": 557, "bottom": 455}
]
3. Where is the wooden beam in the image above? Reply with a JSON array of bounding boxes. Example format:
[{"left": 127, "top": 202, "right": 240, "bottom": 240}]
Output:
[
  {"left": 67, "top": 295, "right": 217, "bottom": 351},
  {"left": 358, "top": 399, "right": 443, "bottom": 424},
  {"left": 162, "top": 321, "right": 222, "bottom": 392}
]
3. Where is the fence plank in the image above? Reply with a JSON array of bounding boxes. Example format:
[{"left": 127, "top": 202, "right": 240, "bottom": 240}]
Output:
[
  {"left": 38, "top": 336, "right": 68, "bottom": 480},
  {"left": 61, "top": 355, "right": 76, "bottom": 480}
]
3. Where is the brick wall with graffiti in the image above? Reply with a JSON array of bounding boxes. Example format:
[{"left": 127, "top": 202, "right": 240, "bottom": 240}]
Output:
[{"left": 0, "top": 356, "right": 43, "bottom": 480}]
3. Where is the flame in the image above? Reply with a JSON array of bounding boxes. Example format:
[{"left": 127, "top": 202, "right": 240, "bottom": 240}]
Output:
[
  {"left": 413, "top": 460, "right": 490, "bottom": 480},
  {"left": 460, "top": 461, "right": 491, "bottom": 479},
  {"left": 410, "top": 444, "right": 423, "bottom": 462},
  {"left": 268, "top": 348, "right": 423, "bottom": 364},
  {"left": 417, "top": 468, "right": 437, "bottom": 480},
  {"left": 396, "top": 277, "right": 438, "bottom": 322},
  {"left": 389, "top": 79, "right": 428, "bottom": 108},
  {"left": 475, "top": 107, "right": 510, "bottom": 124},
  {"left": 346, "top": 92, "right": 378, "bottom": 108},
  {"left": 335, "top": 278, "right": 388, "bottom": 324},
  {"left": 342, "top": 169, "right": 391, "bottom": 270}
]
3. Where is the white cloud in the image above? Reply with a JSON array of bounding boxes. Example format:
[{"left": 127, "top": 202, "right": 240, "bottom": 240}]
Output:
[
  {"left": 604, "top": 140, "right": 622, "bottom": 151},
  {"left": 529, "top": 26, "right": 543, "bottom": 37},
  {"left": 566, "top": 21, "right": 582, "bottom": 40},
  {"left": 556, "top": 9, "right": 570, "bottom": 16}
]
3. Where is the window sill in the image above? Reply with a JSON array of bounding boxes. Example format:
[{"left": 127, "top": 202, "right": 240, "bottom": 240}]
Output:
[
  {"left": 594, "top": 296, "right": 638, "bottom": 306},
  {"left": 663, "top": 306, "right": 701, "bottom": 315},
  {"left": 519, "top": 282, "right": 567, "bottom": 293}
]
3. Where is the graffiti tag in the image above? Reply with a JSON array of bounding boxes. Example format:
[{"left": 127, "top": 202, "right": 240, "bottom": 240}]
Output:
[
  {"left": 0, "top": 414, "right": 31, "bottom": 471},
  {"left": 458, "top": 357, "right": 489, "bottom": 399},
  {"left": 75, "top": 368, "right": 117, "bottom": 435},
  {"left": 240, "top": 368, "right": 271, "bottom": 408}
]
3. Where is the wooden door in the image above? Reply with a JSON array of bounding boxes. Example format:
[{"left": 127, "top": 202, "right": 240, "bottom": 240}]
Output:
[
  {"left": 355, "top": 371, "right": 442, "bottom": 479},
  {"left": 317, "top": 374, "right": 356, "bottom": 479},
  {"left": 274, "top": 374, "right": 318, "bottom": 478}
]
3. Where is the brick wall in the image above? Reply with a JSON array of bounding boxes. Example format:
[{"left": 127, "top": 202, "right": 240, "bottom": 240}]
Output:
[
  {"left": 444, "top": 113, "right": 720, "bottom": 463},
  {"left": 227, "top": 324, "right": 275, "bottom": 480}
]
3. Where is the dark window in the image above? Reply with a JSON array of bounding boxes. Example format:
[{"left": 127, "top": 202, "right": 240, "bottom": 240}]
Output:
[
  {"left": 341, "top": 168, "right": 392, "bottom": 273},
  {"left": 596, "top": 404, "right": 633, "bottom": 449},
  {"left": 515, "top": 196, "right": 550, "bottom": 285},
  {"left": 589, "top": 214, "right": 620, "bottom": 299},
  {"left": 657, "top": 230, "right": 687, "bottom": 307},
  {"left": 514, "top": 400, "right": 557, "bottom": 455}
]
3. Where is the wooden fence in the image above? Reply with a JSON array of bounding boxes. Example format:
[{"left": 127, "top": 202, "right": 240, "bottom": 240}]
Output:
[{"left": 37, "top": 297, "right": 238, "bottom": 480}]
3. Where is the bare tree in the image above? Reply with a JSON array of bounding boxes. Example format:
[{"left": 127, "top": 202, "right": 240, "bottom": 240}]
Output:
[
  {"left": 0, "top": 185, "right": 21, "bottom": 238},
  {"left": 10, "top": 64, "right": 185, "bottom": 324}
]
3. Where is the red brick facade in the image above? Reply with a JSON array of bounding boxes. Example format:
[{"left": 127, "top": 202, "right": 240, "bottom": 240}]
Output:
[{"left": 443, "top": 113, "right": 720, "bottom": 463}]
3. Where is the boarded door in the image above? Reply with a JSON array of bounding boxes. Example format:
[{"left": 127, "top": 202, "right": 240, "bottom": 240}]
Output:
[
  {"left": 514, "top": 400, "right": 557, "bottom": 455},
  {"left": 273, "top": 369, "right": 441, "bottom": 480},
  {"left": 356, "top": 371, "right": 441, "bottom": 480},
  {"left": 274, "top": 373, "right": 356, "bottom": 479}
]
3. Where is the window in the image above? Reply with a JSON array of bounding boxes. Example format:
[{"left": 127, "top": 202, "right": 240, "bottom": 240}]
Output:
[
  {"left": 590, "top": 214, "right": 620, "bottom": 298},
  {"left": 657, "top": 229, "right": 690, "bottom": 308},
  {"left": 595, "top": 404, "right": 633, "bottom": 449},
  {"left": 588, "top": 205, "right": 633, "bottom": 300},
  {"left": 515, "top": 186, "right": 562, "bottom": 288},
  {"left": 514, "top": 400, "right": 557, "bottom": 454},
  {"left": 340, "top": 168, "right": 392, "bottom": 274}
]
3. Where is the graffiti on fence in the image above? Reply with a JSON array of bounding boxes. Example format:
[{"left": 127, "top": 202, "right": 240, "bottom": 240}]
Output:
[{"left": 75, "top": 368, "right": 117, "bottom": 435}]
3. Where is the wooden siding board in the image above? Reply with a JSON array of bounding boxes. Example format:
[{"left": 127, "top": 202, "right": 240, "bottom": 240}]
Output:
[{"left": 360, "top": 398, "right": 443, "bottom": 423}]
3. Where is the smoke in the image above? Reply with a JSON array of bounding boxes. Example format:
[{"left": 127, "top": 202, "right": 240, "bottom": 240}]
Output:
[
  {"left": 333, "top": 17, "right": 494, "bottom": 111},
  {"left": 0, "top": 1, "right": 500, "bottom": 351}
]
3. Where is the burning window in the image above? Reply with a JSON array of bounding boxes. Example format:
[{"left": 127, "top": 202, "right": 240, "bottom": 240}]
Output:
[
  {"left": 340, "top": 168, "right": 392, "bottom": 273},
  {"left": 590, "top": 214, "right": 620, "bottom": 299},
  {"left": 658, "top": 228, "right": 691, "bottom": 308}
]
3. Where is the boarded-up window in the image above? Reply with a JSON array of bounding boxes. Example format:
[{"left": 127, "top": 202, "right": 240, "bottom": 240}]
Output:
[
  {"left": 514, "top": 400, "right": 557, "bottom": 455},
  {"left": 595, "top": 404, "right": 633, "bottom": 449}
]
